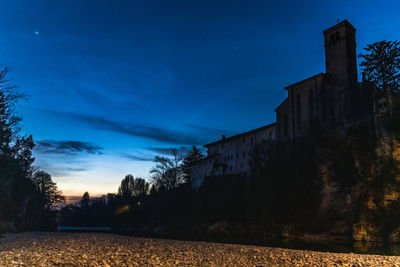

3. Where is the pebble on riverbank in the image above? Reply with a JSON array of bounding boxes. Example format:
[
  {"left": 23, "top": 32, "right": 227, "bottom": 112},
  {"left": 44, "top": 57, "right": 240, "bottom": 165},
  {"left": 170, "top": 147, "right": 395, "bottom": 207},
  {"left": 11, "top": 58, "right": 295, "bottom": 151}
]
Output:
[{"left": 1, "top": 232, "right": 400, "bottom": 266}]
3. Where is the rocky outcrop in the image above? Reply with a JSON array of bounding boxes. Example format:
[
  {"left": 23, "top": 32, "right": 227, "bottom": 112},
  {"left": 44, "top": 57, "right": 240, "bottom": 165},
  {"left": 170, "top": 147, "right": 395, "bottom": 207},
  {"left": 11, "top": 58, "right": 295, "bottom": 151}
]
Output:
[{"left": 353, "top": 221, "right": 383, "bottom": 242}]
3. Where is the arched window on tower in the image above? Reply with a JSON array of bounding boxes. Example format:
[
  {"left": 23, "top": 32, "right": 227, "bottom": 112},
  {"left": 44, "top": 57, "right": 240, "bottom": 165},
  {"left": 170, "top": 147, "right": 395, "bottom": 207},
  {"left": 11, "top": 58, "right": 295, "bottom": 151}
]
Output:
[
  {"left": 308, "top": 89, "right": 314, "bottom": 120},
  {"left": 296, "top": 94, "right": 301, "bottom": 130}
]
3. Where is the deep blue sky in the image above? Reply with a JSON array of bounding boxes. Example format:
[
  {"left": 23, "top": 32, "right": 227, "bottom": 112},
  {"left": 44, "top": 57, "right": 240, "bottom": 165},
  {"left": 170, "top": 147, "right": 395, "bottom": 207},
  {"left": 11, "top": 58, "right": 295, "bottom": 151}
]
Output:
[{"left": 0, "top": 0, "right": 399, "bottom": 196}]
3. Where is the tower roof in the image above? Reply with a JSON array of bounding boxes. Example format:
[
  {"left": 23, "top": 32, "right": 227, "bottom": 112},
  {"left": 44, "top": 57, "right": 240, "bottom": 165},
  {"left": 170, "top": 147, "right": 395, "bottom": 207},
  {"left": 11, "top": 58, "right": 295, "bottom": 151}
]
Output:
[{"left": 323, "top": 19, "right": 356, "bottom": 35}]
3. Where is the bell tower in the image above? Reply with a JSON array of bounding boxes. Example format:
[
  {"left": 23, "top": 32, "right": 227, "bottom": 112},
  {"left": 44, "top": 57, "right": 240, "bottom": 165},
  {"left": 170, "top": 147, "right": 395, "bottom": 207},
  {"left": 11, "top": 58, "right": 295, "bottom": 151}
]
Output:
[{"left": 323, "top": 20, "right": 358, "bottom": 88}]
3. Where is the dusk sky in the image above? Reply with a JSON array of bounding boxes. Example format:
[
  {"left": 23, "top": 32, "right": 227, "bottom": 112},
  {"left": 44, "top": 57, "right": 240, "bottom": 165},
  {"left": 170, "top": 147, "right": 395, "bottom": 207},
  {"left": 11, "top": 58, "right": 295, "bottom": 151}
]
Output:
[{"left": 0, "top": 0, "right": 399, "bottom": 197}]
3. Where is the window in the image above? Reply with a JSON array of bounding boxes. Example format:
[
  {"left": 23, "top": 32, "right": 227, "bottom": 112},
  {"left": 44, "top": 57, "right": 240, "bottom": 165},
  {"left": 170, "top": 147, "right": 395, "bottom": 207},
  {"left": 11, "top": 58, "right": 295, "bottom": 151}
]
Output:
[
  {"left": 243, "top": 152, "right": 246, "bottom": 157},
  {"left": 242, "top": 138, "right": 245, "bottom": 143},
  {"left": 283, "top": 114, "right": 288, "bottom": 140},
  {"left": 330, "top": 31, "right": 339, "bottom": 43},
  {"left": 236, "top": 153, "right": 239, "bottom": 159},
  {"left": 330, "top": 102, "right": 336, "bottom": 126},
  {"left": 321, "top": 86, "right": 326, "bottom": 119},
  {"left": 278, "top": 112, "right": 281, "bottom": 139},
  {"left": 309, "top": 89, "right": 314, "bottom": 119},
  {"left": 330, "top": 33, "right": 335, "bottom": 42},
  {"left": 269, "top": 131, "right": 272, "bottom": 140},
  {"left": 251, "top": 137, "right": 254, "bottom": 145},
  {"left": 240, "top": 163, "right": 243, "bottom": 168},
  {"left": 296, "top": 94, "right": 301, "bottom": 130},
  {"left": 230, "top": 166, "right": 233, "bottom": 171}
]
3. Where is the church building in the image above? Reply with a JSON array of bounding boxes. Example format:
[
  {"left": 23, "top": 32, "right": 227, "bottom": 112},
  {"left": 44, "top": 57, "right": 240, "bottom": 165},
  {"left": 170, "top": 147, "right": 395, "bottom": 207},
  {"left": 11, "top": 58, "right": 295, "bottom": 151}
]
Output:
[
  {"left": 192, "top": 20, "right": 360, "bottom": 188},
  {"left": 276, "top": 20, "right": 357, "bottom": 142}
]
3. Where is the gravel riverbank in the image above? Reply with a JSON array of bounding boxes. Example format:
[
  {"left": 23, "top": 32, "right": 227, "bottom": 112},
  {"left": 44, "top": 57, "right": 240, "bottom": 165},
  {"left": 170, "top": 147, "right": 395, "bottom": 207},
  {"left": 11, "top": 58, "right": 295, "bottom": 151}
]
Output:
[{"left": 1, "top": 232, "right": 400, "bottom": 266}]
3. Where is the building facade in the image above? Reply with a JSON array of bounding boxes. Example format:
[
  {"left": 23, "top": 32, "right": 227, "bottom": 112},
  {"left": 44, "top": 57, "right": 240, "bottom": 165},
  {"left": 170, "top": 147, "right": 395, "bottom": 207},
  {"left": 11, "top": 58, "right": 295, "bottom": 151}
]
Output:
[
  {"left": 276, "top": 20, "right": 358, "bottom": 142},
  {"left": 191, "top": 124, "right": 276, "bottom": 187},
  {"left": 192, "top": 20, "right": 360, "bottom": 188}
]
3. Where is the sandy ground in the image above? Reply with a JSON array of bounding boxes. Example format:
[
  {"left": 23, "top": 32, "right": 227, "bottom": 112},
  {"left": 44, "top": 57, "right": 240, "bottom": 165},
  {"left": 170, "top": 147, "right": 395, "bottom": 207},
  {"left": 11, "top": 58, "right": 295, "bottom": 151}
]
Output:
[{"left": 1, "top": 232, "right": 400, "bottom": 266}]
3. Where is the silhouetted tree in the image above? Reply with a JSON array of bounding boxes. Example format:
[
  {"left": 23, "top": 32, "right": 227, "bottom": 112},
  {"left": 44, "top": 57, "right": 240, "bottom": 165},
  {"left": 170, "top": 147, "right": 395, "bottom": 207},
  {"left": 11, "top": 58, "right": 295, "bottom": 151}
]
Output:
[
  {"left": 149, "top": 184, "right": 157, "bottom": 195},
  {"left": 118, "top": 174, "right": 135, "bottom": 198},
  {"left": 249, "top": 140, "right": 276, "bottom": 176},
  {"left": 150, "top": 148, "right": 184, "bottom": 190},
  {"left": 80, "top": 192, "right": 90, "bottom": 208},
  {"left": 32, "top": 171, "right": 64, "bottom": 210},
  {"left": 118, "top": 174, "right": 149, "bottom": 198},
  {"left": 359, "top": 40, "right": 400, "bottom": 92},
  {"left": 182, "top": 146, "right": 204, "bottom": 184},
  {"left": 132, "top": 177, "right": 149, "bottom": 197},
  {"left": 0, "top": 67, "right": 35, "bottom": 230}
]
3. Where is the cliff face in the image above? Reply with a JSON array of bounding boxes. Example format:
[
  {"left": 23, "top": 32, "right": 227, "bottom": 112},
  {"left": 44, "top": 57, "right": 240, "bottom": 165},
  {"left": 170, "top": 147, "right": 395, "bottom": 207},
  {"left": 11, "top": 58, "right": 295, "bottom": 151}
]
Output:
[
  {"left": 350, "top": 137, "right": 400, "bottom": 242},
  {"left": 253, "top": 96, "right": 400, "bottom": 242},
  {"left": 310, "top": 108, "right": 400, "bottom": 242}
]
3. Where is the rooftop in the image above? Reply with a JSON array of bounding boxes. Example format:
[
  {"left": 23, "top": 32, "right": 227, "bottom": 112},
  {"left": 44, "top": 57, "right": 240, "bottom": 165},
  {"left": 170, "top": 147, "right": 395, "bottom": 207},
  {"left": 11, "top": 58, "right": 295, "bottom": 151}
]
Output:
[
  {"left": 284, "top": 73, "right": 325, "bottom": 90},
  {"left": 274, "top": 97, "right": 288, "bottom": 112},
  {"left": 204, "top": 122, "right": 277, "bottom": 147}
]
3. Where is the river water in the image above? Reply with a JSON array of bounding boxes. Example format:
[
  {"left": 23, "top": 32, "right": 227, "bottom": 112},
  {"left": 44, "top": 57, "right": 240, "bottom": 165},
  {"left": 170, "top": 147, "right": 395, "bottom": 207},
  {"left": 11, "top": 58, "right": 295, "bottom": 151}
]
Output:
[
  {"left": 256, "top": 239, "right": 400, "bottom": 256},
  {"left": 54, "top": 226, "right": 400, "bottom": 256}
]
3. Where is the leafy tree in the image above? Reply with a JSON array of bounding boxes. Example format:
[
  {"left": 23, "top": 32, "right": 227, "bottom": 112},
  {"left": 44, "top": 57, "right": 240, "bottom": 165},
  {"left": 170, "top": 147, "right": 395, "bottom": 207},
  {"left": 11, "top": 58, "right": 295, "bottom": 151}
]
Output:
[
  {"left": 249, "top": 140, "right": 276, "bottom": 176},
  {"left": 150, "top": 148, "right": 184, "bottom": 191},
  {"left": 18, "top": 171, "right": 64, "bottom": 230},
  {"left": 0, "top": 67, "right": 68, "bottom": 232},
  {"left": 181, "top": 146, "right": 204, "bottom": 184},
  {"left": 118, "top": 174, "right": 149, "bottom": 198},
  {"left": 149, "top": 184, "right": 157, "bottom": 195},
  {"left": 118, "top": 174, "right": 135, "bottom": 197},
  {"left": 32, "top": 171, "right": 64, "bottom": 210},
  {"left": 0, "top": 67, "right": 35, "bottom": 229},
  {"left": 359, "top": 40, "right": 400, "bottom": 92},
  {"left": 80, "top": 191, "right": 90, "bottom": 208},
  {"left": 132, "top": 177, "right": 149, "bottom": 197}
]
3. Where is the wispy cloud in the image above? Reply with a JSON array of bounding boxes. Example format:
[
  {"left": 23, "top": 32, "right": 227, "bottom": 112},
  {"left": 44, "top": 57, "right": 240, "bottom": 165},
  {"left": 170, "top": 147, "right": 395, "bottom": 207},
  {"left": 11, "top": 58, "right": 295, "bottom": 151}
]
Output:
[
  {"left": 147, "top": 146, "right": 191, "bottom": 156},
  {"left": 184, "top": 123, "right": 236, "bottom": 136},
  {"left": 43, "top": 110, "right": 233, "bottom": 146},
  {"left": 33, "top": 159, "right": 91, "bottom": 177},
  {"left": 36, "top": 140, "right": 103, "bottom": 155},
  {"left": 119, "top": 153, "right": 154, "bottom": 162}
]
